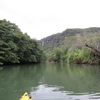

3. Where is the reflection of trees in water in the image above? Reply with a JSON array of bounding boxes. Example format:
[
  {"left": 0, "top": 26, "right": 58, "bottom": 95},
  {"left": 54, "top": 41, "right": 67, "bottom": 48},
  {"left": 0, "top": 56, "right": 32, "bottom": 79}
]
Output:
[
  {"left": 44, "top": 63, "right": 100, "bottom": 93},
  {"left": 0, "top": 63, "right": 46, "bottom": 100},
  {"left": 1, "top": 63, "right": 100, "bottom": 100}
]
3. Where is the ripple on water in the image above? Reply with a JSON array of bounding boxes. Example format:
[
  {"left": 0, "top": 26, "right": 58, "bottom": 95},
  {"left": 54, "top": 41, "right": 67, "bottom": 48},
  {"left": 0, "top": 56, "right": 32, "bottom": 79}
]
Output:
[{"left": 30, "top": 84, "right": 99, "bottom": 100}]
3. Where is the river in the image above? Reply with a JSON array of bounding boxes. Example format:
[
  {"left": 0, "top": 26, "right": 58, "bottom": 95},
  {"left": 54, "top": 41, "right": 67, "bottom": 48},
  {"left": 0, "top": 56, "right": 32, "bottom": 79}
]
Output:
[{"left": 0, "top": 63, "right": 100, "bottom": 100}]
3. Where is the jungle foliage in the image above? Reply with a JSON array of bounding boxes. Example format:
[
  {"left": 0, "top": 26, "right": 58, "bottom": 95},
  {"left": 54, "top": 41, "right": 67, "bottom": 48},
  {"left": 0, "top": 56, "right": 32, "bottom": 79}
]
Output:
[
  {"left": 41, "top": 27, "right": 100, "bottom": 64},
  {"left": 0, "top": 19, "right": 45, "bottom": 65}
]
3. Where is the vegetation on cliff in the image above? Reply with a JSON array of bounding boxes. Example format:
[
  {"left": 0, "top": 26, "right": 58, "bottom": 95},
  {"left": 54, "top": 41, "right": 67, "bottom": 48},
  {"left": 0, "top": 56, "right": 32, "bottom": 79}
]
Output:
[{"left": 41, "top": 27, "right": 100, "bottom": 64}]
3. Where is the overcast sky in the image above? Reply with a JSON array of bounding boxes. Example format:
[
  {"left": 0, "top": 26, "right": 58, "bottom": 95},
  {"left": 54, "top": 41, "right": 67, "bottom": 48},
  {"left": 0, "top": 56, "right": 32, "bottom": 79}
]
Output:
[{"left": 0, "top": 0, "right": 100, "bottom": 40}]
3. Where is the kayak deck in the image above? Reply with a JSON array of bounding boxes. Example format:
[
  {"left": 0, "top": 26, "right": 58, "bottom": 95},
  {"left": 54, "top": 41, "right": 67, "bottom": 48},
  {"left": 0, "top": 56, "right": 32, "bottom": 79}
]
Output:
[{"left": 20, "top": 92, "right": 32, "bottom": 100}]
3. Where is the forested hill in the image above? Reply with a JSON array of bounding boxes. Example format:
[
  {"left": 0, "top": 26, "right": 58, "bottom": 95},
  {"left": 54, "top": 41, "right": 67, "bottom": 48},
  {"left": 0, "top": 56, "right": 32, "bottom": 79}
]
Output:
[
  {"left": 40, "top": 27, "right": 100, "bottom": 47},
  {"left": 41, "top": 27, "right": 100, "bottom": 64}
]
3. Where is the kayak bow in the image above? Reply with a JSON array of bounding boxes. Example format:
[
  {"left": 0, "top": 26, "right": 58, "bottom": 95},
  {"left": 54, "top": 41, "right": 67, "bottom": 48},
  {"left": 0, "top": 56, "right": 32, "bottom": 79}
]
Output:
[{"left": 20, "top": 92, "right": 32, "bottom": 100}]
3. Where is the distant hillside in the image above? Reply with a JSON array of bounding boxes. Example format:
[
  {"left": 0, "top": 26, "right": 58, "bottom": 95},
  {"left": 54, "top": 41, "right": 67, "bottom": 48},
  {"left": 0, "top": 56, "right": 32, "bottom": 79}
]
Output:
[{"left": 40, "top": 27, "right": 100, "bottom": 51}]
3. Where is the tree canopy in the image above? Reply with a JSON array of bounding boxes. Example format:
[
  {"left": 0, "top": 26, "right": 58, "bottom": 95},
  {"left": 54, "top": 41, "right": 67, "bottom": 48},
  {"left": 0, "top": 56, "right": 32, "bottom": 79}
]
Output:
[{"left": 0, "top": 19, "right": 45, "bottom": 65}]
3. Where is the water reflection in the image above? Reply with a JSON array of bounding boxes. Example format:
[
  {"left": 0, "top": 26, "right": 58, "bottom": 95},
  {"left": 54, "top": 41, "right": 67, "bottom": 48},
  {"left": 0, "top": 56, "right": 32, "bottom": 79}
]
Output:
[
  {"left": 31, "top": 84, "right": 100, "bottom": 100},
  {"left": 43, "top": 63, "right": 100, "bottom": 93},
  {"left": 31, "top": 84, "right": 67, "bottom": 100},
  {"left": 30, "top": 63, "right": 100, "bottom": 100},
  {"left": 0, "top": 63, "right": 100, "bottom": 100},
  {"left": 0, "top": 63, "right": 46, "bottom": 100}
]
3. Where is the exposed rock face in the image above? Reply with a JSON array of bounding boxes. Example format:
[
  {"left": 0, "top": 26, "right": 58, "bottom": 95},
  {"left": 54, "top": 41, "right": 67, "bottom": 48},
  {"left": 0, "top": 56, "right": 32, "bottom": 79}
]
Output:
[{"left": 40, "top": 27, "right": 100, "bottom": 47}]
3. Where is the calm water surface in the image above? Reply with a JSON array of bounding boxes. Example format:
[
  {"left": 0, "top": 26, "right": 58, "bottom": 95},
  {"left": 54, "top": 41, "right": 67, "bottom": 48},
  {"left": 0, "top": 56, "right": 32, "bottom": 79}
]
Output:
[{"left": 0, "top": 63, "right": 100, "bottom": 100}]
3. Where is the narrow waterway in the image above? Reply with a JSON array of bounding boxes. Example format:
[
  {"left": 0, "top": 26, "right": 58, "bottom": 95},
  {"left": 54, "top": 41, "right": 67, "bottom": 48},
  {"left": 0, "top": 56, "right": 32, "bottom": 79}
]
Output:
[{"left": 0, "top": 63, "right": 100, "bottom": 100}]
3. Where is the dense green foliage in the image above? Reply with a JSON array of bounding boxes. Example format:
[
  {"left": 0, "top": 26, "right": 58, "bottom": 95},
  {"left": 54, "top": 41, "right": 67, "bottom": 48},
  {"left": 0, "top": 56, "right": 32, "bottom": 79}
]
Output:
[
  {"left": 41, "top": 27, "right": 100, "bottom": 64},
  {"left": 0, "top": 19, "right": 45, "bottom": 65}
]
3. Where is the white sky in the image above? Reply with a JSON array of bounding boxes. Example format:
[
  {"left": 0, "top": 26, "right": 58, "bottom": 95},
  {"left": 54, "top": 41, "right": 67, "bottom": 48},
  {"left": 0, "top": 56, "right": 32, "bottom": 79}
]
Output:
[{"left": 0, "top": 0, "right": 100, "bottom": 40}]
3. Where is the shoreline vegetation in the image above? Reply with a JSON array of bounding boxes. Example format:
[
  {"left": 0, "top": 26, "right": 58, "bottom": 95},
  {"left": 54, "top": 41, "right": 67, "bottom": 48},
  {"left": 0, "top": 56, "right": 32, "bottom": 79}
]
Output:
[
  {"left": 43, "top": 61, "right": 99, "bottom": 65},
  {"left": 0, "top": 19, "right": 45, "bottom": 66},
  {"left": 1, "top": 19, "right": 100, "bottom": 66}
]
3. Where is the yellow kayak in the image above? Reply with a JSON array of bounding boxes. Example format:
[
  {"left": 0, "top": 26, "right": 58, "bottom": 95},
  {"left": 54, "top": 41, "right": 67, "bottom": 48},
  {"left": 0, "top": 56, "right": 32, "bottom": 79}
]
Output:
[{"left": 20, "top": 92, "right": 32, "bottom": 100}]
